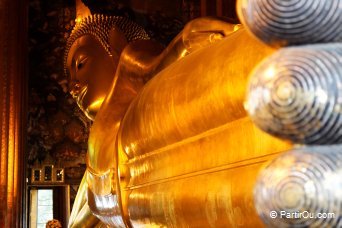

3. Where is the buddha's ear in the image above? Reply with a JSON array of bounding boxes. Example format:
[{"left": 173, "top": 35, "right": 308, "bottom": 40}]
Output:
[{"left": 108, "top": 27, "right": 128, "bottom": 57}]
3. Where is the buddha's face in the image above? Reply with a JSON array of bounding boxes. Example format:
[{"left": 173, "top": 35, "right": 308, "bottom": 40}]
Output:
[{"left": 66, "top": 35, "right": 118, "bottom": 120}]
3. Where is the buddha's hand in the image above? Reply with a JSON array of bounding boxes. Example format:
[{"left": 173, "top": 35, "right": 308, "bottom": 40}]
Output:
[
  {"left": 86, "top": 167, "right": 126, "bottom": 227},
  {"left": 181, "top": 17, "right": 241, "bottom": 53}
]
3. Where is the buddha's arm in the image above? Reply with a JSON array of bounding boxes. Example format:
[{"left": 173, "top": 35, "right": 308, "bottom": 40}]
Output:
[
  {"left": 153, "top": 17, "right": 241, "bottom": 74},
  {"left": 116, "top": 28, "right": 292, "bottom": 227},
  {"left": 68, "top": 173, "right": 87, "bottom": 226},
  {"left": 79, "top": 40, "right": 163, "bottom": 227},
  {"left": 68, "top": 172, "right": 101, "bottom": 227},
  {"left": 84, "top": 18, "right": 244, "bottom": 226},
  {"left": 86, "top": 39, "right": 163, "bottom": 174},
  {"left": 70, "top": 201, "right": 101, "bottom": 227},
  {"left": 87, "top": 17, "right": 241, "bottom": 174}
]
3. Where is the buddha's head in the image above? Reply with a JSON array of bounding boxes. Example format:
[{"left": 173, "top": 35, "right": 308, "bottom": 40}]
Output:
[{"left": 64, "top": 14, "right": 149, "bottom": 120}]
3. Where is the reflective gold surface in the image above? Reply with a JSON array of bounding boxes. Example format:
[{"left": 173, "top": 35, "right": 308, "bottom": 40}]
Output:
[
  {"left": 71, "top": 203, "right": 100, "bottom": 228},
  {"left": 66, "top": 16, "right": 294, "bottom": 227},
  {"left": 120, "top": 29, "right": 274, "bottom": 158},
  {"left": 67, "top": 34, "right": 118, "bottom": 120},
  {"left": 120, "top": 118, "right": 291, "bottom": 227},
  {"left": 117, "top": 29, "right": 292, "bottom": 227},
  {"left": 85, "top": 17, "right": 242, "bottom": 173},
  {"left": 68, "top": 174, "right": 95, "bottom": 227}
]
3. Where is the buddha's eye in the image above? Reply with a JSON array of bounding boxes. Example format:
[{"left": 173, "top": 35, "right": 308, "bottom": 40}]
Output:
[
  {"left": 76, "top": 57, "right": 88, "bottom": 71},
  {"left": 77, "top": 62, "right": 84, "bottom": 70}
]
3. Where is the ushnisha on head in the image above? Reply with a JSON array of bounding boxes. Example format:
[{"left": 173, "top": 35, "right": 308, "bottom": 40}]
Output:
[{"left": 64, "top": 14, "right": 149, "bottom": 120}]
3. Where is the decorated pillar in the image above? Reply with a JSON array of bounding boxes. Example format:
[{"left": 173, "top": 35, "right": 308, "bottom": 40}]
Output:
[{"left": 0, "top": 0, "right": 28, "bottom": 227}]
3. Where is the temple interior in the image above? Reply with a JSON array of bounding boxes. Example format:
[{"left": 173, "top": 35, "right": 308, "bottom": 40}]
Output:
[{"left": 0, "top": 0, "right": 341, "bottom": 227}]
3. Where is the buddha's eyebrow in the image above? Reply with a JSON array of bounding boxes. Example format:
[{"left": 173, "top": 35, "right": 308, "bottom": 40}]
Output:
[{"left": 72, "top": 45, "right": 91, "bottom": 60}]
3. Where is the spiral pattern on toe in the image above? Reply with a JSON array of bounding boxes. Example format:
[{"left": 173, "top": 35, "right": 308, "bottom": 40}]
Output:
[
  {"left": 254, "top": 145, "right": 342, "bottom": 228},
  {"left": 246, "top": 44, "right": 342, "bottom": 144},
  {"left": 237, "top": 0, "right": 342, "bottom": 47}
]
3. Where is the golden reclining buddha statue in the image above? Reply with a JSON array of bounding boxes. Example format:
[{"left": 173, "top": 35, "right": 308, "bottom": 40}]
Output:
[{"left": 65, "top": 0, "right": 342, "bottom": 227}]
